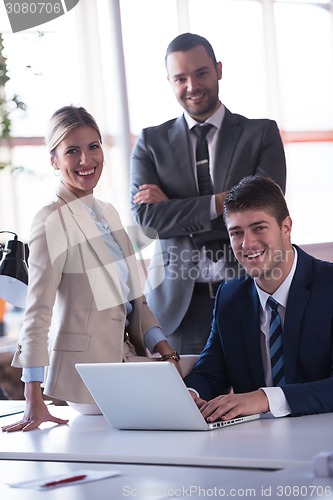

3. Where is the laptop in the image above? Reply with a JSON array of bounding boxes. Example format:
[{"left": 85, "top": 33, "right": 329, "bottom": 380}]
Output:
[{"left": 75, "top": 361, "right": 260, "bottom": 431}]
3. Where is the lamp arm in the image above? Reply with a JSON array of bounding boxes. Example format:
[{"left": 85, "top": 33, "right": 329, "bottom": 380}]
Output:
[{"left": 0, "top": 231, "right": 18, "bottom": 239}]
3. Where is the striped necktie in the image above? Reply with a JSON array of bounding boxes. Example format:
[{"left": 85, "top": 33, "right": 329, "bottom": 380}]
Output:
[
  {"left": 192, "top": 124, "right": 222, "bottom": 262},
  {"left": 267, "top": 296, "right": 286, "bottom": 386},
  {"left": 192, "top": 124, "right": 214, "bottom": 195}
]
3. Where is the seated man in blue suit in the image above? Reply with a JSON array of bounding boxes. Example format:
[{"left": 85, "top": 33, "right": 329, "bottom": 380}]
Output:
[{"left": 185, "top": 175, "right": 333, "bottom": 419}]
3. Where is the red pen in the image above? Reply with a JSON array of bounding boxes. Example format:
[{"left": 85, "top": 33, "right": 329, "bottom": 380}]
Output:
[{"left": 41, "top": 474, "right": 87, "bottom": 488}]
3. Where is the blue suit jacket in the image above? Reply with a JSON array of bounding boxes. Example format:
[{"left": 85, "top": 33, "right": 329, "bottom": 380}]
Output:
[{"left": 185, "top": 246, "right": 333, "bottom": 416}]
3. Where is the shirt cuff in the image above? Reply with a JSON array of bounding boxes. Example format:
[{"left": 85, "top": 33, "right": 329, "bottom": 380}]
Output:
[
  {"left": 21, "top": 366, "right": 45, "bottom": 383},
  {"left": 261, "top": 387, "right": 291, "bottom": 417},
  {"left": 144, "top": 327, "right": 166, "bottom": 353},
  {"left": 210, "top": 196, "right": 218, "bottom": 220},
  {"left": 187, "top": 388, "right": 200, "bottom": 398}
]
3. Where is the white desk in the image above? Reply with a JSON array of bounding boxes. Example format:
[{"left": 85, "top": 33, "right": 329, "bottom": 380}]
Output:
[
  {"left": 1, "top": 405, "right": 333, "bottom": 470},
  {"left": 0, "top": 460, "right": 332, "bottom": 500}
]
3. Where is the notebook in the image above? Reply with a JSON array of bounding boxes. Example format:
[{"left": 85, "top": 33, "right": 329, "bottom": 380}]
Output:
[
  {"left": 75, "top": 361, "right": 260, "bottom": 431},
  {"left": 0, "top": 401, "right": 26, "bottom": 418},
  {"left": 0, "top": 400, "right": 51, "bottom": 418}
]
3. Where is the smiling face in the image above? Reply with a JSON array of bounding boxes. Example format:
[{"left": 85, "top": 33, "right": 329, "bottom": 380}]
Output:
[
  {"left": 51, "top": 125, "right": 104, "bottom": 198},
  {"left": 226, "top": 209, "right": 294, "bottom": 293},
  {"left": 166, "top": 45, "right": 222, "bottom": 122}
]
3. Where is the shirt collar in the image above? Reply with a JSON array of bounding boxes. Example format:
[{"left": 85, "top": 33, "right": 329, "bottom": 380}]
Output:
[
  {"left": 184, "top": 102, "right": 225, "bottom": 132},
  {"left": 255, "top": 246, "right": 298, "bottom": 310},
  {"left": 82, "top": 198, "right": 103, "bottom": 220}
]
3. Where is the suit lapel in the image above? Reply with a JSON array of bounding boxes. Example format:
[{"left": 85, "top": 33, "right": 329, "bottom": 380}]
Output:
[
  {"left": 283, "top": 247, "right": 312, "bottom": 382},
  {"left": 168, "top": 116, "right": 199, "bottom": 196},
  {"left": 57, "top": 183, "right": 127, "bottom": 264},
  {"left": 56, "top": 184, "right": 125, "bottom": 307},
  {"left": 241, "top": 283, "right": 266, "bottom": 387},
  {"left": 213, "top": 108, "right": 243, "bottom": 192},
  {"left": 168, "top": 111, "right": 244, "bottom": 195}
]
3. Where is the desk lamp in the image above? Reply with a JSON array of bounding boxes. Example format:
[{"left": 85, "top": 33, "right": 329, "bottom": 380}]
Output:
[{"left": 0, "top": 231, "right": 28, "bottom": 309}]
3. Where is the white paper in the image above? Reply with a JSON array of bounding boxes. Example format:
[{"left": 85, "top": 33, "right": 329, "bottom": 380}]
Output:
[
  {"left": 0, "top": 400, "right": 52, "bottom": 418},
  {"left": 7, "top": 469, "right": 121, "bottom": 490}
]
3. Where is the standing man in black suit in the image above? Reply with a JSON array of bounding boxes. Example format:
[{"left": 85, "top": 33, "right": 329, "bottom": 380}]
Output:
[{"left": 130, "top": 33, "right": 286, "bottom": 354}]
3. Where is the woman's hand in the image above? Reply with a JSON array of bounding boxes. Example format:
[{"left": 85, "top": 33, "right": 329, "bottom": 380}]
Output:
[
  {"left": 166, "top": 358, "right": 183, "bottom": 378},
  {"left": 154, "top": 340, "right": 183, "bottom": 378},
  {"left": 1, "top": 382, "right": 69, "bottom": 432}
]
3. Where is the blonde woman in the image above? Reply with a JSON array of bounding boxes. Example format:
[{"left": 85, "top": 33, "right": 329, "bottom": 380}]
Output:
[{"left": 2, "top": 106, "right": 180, "bottom": 432}]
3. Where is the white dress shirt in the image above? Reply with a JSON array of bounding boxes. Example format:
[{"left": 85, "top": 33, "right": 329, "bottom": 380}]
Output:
[
  {"left": 189, "top": 247, "right": 298, "bottom": 418},
  {"left": 255, "top": 246, "right": 298, "bottom": 416},
  {"left": 184, "top": 104, "right": 226, "bottom": 282}
]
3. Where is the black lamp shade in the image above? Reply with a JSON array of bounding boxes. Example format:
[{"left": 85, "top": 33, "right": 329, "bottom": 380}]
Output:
[{"left": 0, "top": 238, "right": 28, "bottom": 309}]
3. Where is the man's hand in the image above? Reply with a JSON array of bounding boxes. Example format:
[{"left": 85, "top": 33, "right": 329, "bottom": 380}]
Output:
[
  {"left": 200, "top": 389, "right": 269, "bottom": 422},
  {"left": 133, "top": 184, "right": 169, "bottom": 204},
  {"left": 189, "top": 389, "right": 207, "bottom": 410}
]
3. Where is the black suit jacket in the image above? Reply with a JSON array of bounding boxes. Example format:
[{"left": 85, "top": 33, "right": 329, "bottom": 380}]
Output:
[{"left": 130, "top": 107, "right": 287, "bottom": 335}]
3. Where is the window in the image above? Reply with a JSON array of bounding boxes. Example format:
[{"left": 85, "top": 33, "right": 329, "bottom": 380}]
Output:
[{"left": 1, "top": 0, "right": 332, "bottom": 245}]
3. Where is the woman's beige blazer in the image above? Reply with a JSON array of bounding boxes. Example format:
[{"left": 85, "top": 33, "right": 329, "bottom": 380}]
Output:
[{"left": 12, "top": 183, "right": 160, "bottom": 403}]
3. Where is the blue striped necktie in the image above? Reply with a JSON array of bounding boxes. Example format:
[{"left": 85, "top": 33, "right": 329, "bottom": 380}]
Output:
[{"left": 267, "top": 296, "right": 286, "bottom": 386}]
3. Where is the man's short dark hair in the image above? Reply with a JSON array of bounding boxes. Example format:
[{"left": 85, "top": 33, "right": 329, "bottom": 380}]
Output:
[
  {"left": 165, "top": 33, "right": 218, "bottom": 67},
  {"left": 223, "top": 176, "right": 290, "bottom": 227}
]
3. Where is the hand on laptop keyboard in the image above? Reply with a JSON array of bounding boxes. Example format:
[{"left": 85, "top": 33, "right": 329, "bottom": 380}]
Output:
[{"left": 198, "top": 390, "right": 269, "bottom": 422}]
